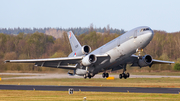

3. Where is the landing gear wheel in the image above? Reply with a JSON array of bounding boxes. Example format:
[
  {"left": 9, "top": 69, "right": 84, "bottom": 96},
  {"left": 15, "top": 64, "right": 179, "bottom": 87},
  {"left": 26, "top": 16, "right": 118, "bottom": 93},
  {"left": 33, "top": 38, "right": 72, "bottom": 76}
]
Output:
[
  {"left": 84, "top": 73, "right": 89, "bottom": 79},
  {"left": 123, "top": 74, "right": 127, "bottom": 79},
  {"left": 105, "top": 73, "right": 109, "bottom": 78},
  {"left": 127, "top": 72, "right": 130, "bottom": 78},
  {"left": 88, "top": 75, "right": 91, "bottom": 79},
  {"left": 119, "top": 74, "right": 122, "bottom": 79},
  {"left": 119, "top": 73, "right": 130, "bottom": 79},
  {"left": 122, "top": 73, "right": 126, "bottom": 79},
  {"left": 102, "top": 73, "right": 106, "bottom": 78},
  {"left": 88, "top": 73, "right": 92, "bottom": 79},
  {"left": 84, "top": 75, "right": 87, "bottom": 79}
]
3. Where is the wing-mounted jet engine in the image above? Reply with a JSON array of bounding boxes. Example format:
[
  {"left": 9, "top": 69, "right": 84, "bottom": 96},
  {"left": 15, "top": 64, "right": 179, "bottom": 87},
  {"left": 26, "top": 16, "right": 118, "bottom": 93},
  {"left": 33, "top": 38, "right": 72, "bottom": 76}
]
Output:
[
  {"left": 135, "top": 49, "right": 153, "bottom": 67},
  {"left": 138, "top": 55, "right": 153, "bottom": 67},
  {"left": 131, "top": 54, "right": 153, "bottom": 68},
  {"left": 82, "top": 54, "right": 97, "bottom": 66}
]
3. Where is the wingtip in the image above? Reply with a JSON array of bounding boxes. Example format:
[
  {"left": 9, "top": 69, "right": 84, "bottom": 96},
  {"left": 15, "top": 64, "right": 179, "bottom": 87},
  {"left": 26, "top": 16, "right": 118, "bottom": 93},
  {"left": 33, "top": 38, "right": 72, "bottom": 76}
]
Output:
[
  {"left": 169, "top": 62, "right": 175, "bottom": 65},
  {"left": 4, "top": 60, "right": 10, "bottom": 63}
]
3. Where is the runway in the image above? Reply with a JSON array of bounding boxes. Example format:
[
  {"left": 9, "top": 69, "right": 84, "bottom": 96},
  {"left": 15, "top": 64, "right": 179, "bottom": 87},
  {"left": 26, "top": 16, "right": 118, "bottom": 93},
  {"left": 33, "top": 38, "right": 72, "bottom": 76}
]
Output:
[
  {"left": 1, "top": 73, "right": 180, "bottom": 80},
  {"left": 0, "top": 85, "right": 180, "bottom": 94}
]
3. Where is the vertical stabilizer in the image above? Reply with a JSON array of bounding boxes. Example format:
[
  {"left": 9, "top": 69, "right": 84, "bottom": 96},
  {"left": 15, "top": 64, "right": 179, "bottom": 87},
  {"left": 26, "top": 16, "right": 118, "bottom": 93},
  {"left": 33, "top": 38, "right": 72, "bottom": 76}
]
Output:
[{"left": 67, "top": 31, "right": 82, "bottom": 52}]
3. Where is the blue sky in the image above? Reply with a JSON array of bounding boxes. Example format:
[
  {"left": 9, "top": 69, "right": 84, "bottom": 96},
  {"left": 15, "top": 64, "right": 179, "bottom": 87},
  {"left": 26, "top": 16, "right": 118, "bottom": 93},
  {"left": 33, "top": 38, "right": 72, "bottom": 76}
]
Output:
[{"left": 0, "top": 0, "right": 180, "bottom": 32}]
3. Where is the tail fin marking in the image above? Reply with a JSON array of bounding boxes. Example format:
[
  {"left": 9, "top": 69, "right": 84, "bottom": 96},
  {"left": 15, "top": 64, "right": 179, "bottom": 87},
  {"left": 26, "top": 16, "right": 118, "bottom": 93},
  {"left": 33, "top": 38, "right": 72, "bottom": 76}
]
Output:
[{"left": 67, "top": 31, "right": 82, "bottom": 52}]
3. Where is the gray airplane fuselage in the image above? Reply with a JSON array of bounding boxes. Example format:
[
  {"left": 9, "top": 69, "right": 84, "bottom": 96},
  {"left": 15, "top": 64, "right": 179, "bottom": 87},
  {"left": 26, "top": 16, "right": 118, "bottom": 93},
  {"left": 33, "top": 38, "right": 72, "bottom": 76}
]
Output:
[{"left": 84, "top": 26, "right": 154, "bottom": 75}]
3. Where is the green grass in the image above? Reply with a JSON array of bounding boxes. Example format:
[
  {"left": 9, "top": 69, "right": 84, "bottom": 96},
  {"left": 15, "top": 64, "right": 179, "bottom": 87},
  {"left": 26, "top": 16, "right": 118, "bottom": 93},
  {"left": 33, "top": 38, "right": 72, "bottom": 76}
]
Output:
[
  {"left": 0, "top": 90, "right": 179, "bottom": 101},
  {"left": 1, "top": 78, "right": 180, "bottom": 88},
  {"left": 131, "top": 72, "right": 180, "bottom": 76}
]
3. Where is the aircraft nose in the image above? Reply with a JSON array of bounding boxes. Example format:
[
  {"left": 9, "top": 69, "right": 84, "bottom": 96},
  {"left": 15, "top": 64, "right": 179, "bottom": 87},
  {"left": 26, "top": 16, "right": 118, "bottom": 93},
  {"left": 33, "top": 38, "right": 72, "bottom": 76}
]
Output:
[{"left": 143, "top": 30, "right": 154, "bottom": 42}]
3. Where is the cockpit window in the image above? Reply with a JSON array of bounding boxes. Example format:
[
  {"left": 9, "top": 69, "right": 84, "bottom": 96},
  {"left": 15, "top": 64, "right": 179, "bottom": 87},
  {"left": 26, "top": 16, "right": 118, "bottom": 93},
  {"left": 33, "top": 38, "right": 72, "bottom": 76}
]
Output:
[{"left": 141, "top": 28, "right": 150, "bottom": 32}]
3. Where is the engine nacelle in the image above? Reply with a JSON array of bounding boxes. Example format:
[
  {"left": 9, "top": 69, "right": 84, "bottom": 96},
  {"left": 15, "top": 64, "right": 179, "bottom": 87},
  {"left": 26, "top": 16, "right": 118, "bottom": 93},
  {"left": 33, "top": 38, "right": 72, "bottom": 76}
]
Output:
[
  {"left": 138, "top": 55, "right": 153, "bottom": 67},
  {"left": 68, "top": 45, "right": 91, "bottom": 57},
  {"left": 82, "top": 54, "right": 97, "bottom": 66}
]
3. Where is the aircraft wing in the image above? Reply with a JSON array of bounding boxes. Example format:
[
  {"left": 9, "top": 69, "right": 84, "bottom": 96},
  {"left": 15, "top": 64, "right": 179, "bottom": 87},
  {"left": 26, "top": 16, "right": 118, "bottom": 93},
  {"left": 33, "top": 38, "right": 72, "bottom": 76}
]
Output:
[
  {"left": 5, "top": 57, "right": 83, "bottom": 70},
  {"left": 5, "top": 54, "right": 109, "bottom": 70},
  {"left": 151, "top": 59, "right": 174, "bottom": 64},
  {"left": 130, "top": 55, "right": 174, "bottom": 64}
]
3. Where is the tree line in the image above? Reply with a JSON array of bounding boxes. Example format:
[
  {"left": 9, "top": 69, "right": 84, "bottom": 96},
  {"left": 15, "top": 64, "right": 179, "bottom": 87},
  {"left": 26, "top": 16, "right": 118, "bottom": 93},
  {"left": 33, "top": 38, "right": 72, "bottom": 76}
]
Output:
[
  {"left": 0, "top": 30, "right": 180, "bottom": 72},
  {"left": 0, "top": 25, "right": 125, "bottom": 35}
]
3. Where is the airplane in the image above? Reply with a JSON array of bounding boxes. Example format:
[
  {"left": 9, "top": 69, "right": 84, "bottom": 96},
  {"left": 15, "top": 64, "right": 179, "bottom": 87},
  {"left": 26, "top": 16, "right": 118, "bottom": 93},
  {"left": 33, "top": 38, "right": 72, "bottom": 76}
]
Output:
[{"left": 5, "top": 26, "right": 174, "bottom": 79}]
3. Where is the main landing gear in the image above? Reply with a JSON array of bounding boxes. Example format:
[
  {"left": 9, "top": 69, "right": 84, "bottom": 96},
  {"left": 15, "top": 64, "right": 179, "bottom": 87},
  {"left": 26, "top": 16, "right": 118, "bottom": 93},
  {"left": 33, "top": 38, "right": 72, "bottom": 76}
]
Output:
[
  {"left": 84, "top": 72, "right": 94, "bottom": 79},
  {"left": 119, "top": 64, "right": 130, "bottom": 79},
  {"left": 102, "top": 72, "right": 109, "bottom": 78},
  {"left": 119, "top": 72, "right": 130, "bottom": 79}
]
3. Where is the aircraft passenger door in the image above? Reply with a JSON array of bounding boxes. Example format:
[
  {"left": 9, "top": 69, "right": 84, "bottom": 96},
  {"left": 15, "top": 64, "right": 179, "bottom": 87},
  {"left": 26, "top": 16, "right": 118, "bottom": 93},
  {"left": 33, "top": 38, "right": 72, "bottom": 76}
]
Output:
[
  {"left": 116, "top": 36, "right": 124, "bottom": 56},
  {"left": 134, "top": 30, "right": 137, "bottom": 38}
]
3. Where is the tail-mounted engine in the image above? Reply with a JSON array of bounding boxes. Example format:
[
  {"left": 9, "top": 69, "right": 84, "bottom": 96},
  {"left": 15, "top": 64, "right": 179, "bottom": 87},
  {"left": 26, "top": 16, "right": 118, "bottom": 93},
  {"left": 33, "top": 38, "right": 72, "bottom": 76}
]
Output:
[
  {"left": 138, "top": 55, "right": 153, "bottom": 67},
  {"left": 82, "top": 54, "right": 97, "bottom": 66},
  {"left": 68, "top": 45, "right": 91, "bottom": 57},
  {"left": 81, "top": 45, "right": 91, "bottom": 55}
]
